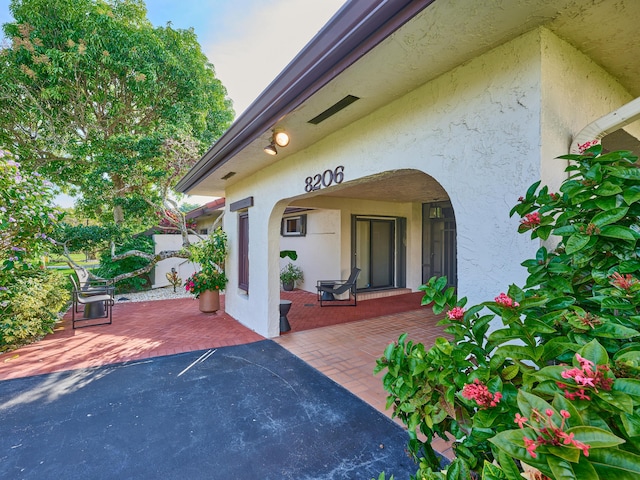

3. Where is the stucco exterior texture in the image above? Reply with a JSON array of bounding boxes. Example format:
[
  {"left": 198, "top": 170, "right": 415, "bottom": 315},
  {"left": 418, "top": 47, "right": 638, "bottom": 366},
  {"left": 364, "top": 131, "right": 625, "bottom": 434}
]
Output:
[{"left": 222, "top": 28, "right": 637, "bottom": 338}]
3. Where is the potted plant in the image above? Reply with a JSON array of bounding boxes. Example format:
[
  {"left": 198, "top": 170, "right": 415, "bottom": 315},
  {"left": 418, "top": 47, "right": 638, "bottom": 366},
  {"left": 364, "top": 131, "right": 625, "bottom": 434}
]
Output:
[
  {"left": 280, "top": 262, "right": 303, "bottom": 291},
  {"left": 185, "top": 228, "right": 228, "bottom": 313}
]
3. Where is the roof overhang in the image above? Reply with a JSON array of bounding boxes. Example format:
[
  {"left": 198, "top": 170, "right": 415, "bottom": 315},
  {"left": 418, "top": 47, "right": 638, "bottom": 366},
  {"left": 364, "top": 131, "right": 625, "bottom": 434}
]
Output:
[
  {"left": 176, "top": 0, "right": 434, "bottom": 196},
  {"left": 177, "top": 0, "right": 640, "bottom": 197}
]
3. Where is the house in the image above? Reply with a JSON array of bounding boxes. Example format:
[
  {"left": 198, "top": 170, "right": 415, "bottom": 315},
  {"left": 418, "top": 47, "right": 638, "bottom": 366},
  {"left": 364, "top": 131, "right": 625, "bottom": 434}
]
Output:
[
  {"left": 184, "top": 197, "right": 226, "bottom": 236},
  {"left": 176, "top": 0, "right": 640, "bottom": 338}
]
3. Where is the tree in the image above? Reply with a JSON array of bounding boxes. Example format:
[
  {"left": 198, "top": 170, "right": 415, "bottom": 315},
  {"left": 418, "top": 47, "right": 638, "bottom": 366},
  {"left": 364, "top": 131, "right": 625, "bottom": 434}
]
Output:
[{"left": 0, "top": 0, "right": 234, "bottom": 227}]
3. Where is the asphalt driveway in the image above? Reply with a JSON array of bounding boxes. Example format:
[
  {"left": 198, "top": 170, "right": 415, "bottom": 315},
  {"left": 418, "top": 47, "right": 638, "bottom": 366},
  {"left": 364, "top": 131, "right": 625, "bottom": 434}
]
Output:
[{"left": 1, "top": 340, "right": 419, "bottom": 479}]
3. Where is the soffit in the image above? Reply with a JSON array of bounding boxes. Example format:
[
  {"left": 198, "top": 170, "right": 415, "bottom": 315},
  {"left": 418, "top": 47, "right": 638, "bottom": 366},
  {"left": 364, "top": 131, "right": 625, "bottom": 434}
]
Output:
[
  {"left": 186, "top": 0, "right": 640, "bottom": 197},
  {"left": 302, "top": 170, "right": 449, "bottom": 204}
]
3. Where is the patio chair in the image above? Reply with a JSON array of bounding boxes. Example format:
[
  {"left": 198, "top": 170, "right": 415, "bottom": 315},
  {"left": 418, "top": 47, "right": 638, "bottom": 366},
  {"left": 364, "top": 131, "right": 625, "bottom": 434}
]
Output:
[
  {"left": 70, "top": 264, "right": 111, "bottom": 291},
  {"left": 316, "top": 267, "right": 361, "bottom": 307},
  {"left": 70, "top": 275, "right": 115, "bottom": 329},
  {"left": 69, "top": 264, "right": 113, "bottom": 313}
]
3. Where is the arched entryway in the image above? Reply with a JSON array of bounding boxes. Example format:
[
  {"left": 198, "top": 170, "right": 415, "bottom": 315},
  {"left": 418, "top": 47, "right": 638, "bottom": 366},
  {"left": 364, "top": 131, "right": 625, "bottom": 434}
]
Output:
[{"left": 275, "top": 168, "right": 457, "bottom": 318}]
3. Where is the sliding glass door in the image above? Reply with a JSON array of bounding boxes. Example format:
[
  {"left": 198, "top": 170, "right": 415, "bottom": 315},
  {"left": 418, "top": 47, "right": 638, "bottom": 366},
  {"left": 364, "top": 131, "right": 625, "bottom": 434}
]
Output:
[{"left": 354, "top": 217, "right": 395, "bottom": 290}]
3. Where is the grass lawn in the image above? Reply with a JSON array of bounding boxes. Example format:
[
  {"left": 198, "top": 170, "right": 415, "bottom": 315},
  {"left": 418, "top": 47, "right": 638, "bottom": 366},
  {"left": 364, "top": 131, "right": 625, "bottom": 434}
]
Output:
[{"left": 47, "top": 253, "right": 99, "bottom": 268}]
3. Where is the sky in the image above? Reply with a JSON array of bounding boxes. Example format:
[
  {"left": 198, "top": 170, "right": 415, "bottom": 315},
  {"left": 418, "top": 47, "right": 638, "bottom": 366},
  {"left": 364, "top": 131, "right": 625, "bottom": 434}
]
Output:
[{"left": 0, "top": 0, "right": 347, "bottom": 207}]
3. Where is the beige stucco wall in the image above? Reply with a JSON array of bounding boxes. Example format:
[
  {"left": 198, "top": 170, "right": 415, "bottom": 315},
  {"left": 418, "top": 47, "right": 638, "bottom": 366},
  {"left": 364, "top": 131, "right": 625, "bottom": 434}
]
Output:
[
  {"left": 152, "top": 234, "right": 200, "bottom": 289},
  {"left": 279, "top": 209, "right": 341, "bottom": 292},
  {"left": 539, "top": 28, "right": 639, "bottom": 194},
  {"left": 221, "top": 28, "right": 637, "bottom": 338}
]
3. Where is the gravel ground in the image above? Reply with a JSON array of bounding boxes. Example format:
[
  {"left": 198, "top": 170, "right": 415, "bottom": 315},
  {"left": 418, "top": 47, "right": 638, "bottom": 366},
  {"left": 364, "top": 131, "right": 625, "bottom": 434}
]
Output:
[{"left": 115, "top": 286, "right": 193, "bottom": 303}]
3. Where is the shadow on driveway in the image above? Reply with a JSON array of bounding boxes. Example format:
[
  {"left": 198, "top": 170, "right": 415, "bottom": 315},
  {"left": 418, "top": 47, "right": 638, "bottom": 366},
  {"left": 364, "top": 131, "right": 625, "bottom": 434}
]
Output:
[{"left": 1, "top": 340, "right": 419, "bottom": 479}]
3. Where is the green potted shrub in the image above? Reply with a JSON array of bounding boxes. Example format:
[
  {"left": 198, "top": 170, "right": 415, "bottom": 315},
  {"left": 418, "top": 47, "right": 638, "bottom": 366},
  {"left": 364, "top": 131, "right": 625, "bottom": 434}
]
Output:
[
  {"left": 185, "top": 228, "right": 228, "bottom": 313},
  {"left": 280, "top": 262, "right": 303, "bottom": 291}
]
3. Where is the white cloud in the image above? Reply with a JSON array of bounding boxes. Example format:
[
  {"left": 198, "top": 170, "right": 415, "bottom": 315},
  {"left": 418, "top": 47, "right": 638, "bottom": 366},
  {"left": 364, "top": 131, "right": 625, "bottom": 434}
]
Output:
[{"left": 204, "top": 0, "right": 346, "bottom": 115}]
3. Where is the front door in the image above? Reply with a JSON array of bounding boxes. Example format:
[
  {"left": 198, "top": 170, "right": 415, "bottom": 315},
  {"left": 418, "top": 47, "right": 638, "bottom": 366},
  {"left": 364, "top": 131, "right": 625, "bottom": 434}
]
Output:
[
  {"left": 354, "top": 217, "right": 395, "bottom": 290},
  {"left": 422, "top": 202, "right": 457, "bottom": 288}
]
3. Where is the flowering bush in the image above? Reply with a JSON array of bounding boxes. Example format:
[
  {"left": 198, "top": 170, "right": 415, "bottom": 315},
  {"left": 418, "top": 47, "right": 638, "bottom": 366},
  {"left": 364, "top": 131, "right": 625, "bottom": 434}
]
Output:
[
  {"left": 184, "top": 269, "right": 227, "bottom": 297},
  {"left": 184, "top": 228, "right": 228, "bottom": 298},
  {"left": 1, "top": 149, "right": 62, "bottom": 270},
  {"left": 1, "top": 149, "right": 66, "bottom": 349},
  {"left": 376, "top": 145, "right": 640, "bottom": 479}
]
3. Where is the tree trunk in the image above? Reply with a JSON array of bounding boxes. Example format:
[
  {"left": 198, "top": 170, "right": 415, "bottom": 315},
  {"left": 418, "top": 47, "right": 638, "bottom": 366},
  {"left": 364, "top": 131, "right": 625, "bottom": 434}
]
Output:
[{"left": 113, "top": 204, "right": 125, "bottom": 225}]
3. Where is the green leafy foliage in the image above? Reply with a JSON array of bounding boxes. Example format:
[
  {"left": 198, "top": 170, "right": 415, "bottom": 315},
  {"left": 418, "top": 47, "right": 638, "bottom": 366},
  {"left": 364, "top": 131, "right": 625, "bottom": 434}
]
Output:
[
  {"left": 184, "top": 228, "right": 228, "bottom": 298},
  {"left": 376, "top": 146, "right": 640, "bottom": 479},
  {"left": 0, "top": 0, "right": 234, "bottom": 226},
  {"left": 1, "top": 149, "right": 68, "bottom": 348},
  {"left": 280, "top": 263, "right": 304, "bottom": 284},
  {"left": 1, "top": 150, "right": 63, "bottom": 272},
  {"left": 94, "top": 234, "right": 155, "bottom": 293},
  {"left": 0, "top": 269, "right": 68, "bottom": 351}
]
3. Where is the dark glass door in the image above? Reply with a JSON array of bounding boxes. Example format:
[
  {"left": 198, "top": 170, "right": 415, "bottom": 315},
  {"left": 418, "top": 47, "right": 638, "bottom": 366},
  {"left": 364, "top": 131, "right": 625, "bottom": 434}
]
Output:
[
  {"left": 355, "top": 218, "right": 394, "bottom": 290},
  {"left": 422, "top": 202, "right": 457, "bottom": 288}
]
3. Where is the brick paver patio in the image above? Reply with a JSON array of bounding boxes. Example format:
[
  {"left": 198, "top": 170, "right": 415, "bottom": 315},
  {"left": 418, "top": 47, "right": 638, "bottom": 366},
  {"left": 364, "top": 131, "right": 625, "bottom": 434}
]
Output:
[{"left": 0, "top": 288, "right": 453, "bottom": 458}]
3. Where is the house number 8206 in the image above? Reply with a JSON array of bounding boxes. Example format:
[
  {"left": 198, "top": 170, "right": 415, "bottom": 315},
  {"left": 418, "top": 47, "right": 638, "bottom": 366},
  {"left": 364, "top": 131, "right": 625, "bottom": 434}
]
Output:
[{"left": 304, "top": 166, "right": 345, "bottom": 192}]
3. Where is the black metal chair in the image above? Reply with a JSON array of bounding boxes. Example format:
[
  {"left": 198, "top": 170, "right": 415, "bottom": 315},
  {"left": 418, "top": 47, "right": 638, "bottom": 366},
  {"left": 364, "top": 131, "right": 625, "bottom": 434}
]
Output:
[
  {"left": 70, "top": 275, "right": 114, "bottom": 329},
  {"left": 316, "top": 268, "right": 361, "bottom": 307}
]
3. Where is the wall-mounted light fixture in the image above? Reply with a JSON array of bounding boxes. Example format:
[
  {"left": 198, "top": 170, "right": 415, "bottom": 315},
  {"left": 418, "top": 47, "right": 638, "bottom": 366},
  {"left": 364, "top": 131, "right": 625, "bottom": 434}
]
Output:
[
  {"left": 264, "top": 128, "right": 290, "bottom": 155},
  {"left": 264, "top": 142, "right": 278, "bottom": 155},
  {"left": 273, "top": 129, "right": 290, "bottom": 147}
]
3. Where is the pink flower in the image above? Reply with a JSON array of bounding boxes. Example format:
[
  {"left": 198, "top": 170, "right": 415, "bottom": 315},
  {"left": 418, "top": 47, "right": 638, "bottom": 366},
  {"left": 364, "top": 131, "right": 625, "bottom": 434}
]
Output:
[
  {"left": 575, "top": 354, "right": 594, "bottom": 370},
  {"left": 560, "top": 431, "right": 575, "bottom": 445},
  {"left": 495, "top": 293, "right": 519, "bottom": 308},
  {"left": 576, "top": 441, "right": 591, "bottom": 457},
  {"left": 610, "top": 272, "right": 637, "bottom": 290},
  {"left": 520, "top": 407, "right": 590, "bottom": 461},
  {"left": 523, "top": 437, "right": 538, "bottom": 458},
  {"left": 560, "top": 353, "right": 612, "bottom": 400},
  {"left": 561, "top": 368, "right": 582, "bottom": 379},
  {"left": 446, "top": 307, "right": 465, "bottom": 320},
  {"left": 576, "top": 389, "right": 591, "bottom": 400},
  {"left": 574, "top": 373, "right": 596, "bottom": 388},
  {"left": 515, "top": 413, "right": 528, "bottom": 428},
  {"left": 520, "top": 212, "right": 541, "bottom": 229},
  {"left": 578, "top": 140, "right": 599, "bottom": 153},
  {"left": 461, "top": 379, "right": 502, "bottom": 409}
]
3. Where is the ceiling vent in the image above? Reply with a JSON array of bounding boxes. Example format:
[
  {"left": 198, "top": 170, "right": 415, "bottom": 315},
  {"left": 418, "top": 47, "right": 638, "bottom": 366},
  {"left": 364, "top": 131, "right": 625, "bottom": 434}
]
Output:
[{"left": 308, "top": 95, "right": 360, "bottom": 125}]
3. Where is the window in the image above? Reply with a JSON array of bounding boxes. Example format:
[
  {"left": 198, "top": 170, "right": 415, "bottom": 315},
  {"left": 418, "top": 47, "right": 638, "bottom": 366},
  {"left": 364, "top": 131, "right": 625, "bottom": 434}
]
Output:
[
  {"left": 238, "top": 212, "right": 249, "bottom": 292},
  {"left": 281, "top": 214, "right": 306, "bottom": 237},
  {"left": 199, "top": 228, "right": 208, "bottom": 235}
]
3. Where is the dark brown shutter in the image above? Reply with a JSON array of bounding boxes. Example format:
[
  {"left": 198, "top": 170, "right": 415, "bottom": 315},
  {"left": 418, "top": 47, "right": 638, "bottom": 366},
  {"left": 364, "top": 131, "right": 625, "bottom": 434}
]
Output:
[{"left": 238, "top": 213, "right": 249, "bottom": 291}]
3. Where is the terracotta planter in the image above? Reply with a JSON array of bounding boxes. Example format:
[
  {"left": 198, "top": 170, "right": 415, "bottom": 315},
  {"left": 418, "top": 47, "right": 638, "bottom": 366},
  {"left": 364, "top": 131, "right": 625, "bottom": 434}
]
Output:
[{"left": 199, "top": 289, "right": 220, "bottom": 313}]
